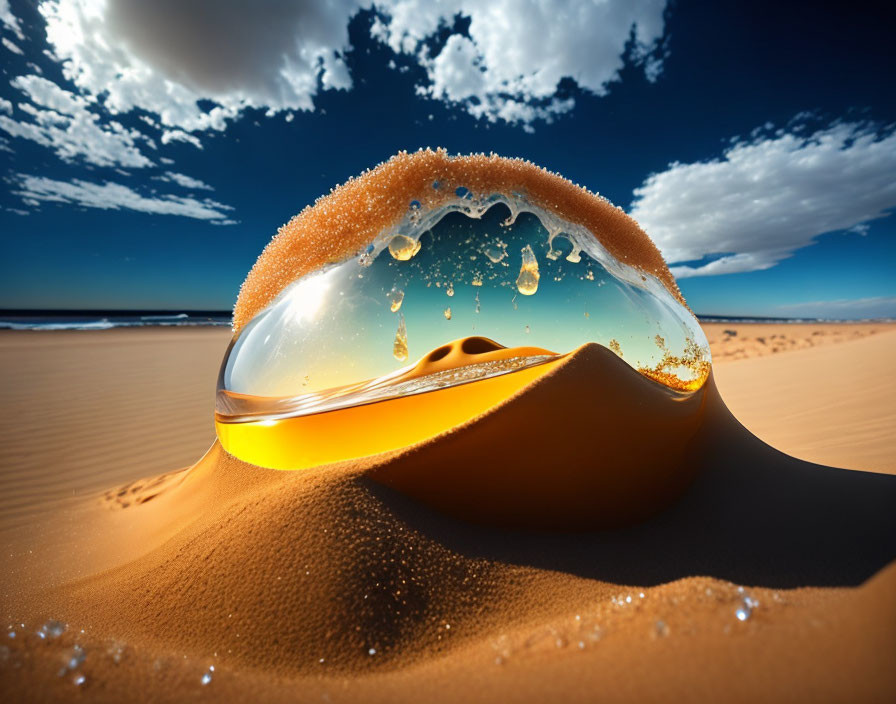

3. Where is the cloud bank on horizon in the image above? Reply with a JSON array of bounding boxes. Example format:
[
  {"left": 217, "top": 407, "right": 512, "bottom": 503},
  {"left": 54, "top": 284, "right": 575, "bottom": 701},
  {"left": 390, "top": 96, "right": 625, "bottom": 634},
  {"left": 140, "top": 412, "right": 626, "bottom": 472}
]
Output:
[{"left": 1, "top": 0, "right": 895, "bottom": 284}]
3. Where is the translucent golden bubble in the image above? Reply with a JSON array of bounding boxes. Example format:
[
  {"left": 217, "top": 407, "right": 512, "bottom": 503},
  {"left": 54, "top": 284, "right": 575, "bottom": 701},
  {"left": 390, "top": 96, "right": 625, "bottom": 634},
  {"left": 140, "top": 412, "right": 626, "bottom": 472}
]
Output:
[{"left": 214, "top": 150, "right": 711, "bottom": 470}]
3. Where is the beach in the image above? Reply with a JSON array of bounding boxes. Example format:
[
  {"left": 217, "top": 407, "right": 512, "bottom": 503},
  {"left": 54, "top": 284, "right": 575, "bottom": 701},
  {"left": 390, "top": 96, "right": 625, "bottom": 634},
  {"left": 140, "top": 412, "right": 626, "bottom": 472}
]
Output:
[
  {"left": 1, "top": 322, "right": 895, "bottom": 702},
  {"left": 3, "top": 0, "right": 893, "bottom": 699}
]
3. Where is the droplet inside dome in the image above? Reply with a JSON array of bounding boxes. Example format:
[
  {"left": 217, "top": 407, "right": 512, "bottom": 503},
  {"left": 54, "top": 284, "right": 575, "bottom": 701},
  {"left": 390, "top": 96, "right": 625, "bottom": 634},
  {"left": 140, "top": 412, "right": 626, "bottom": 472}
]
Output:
[
  {"left": 214, "top": 151, "right": 711, "bottom": 471},
  {"left": 515, "top": 244, "right": 540, "bottom": 296}
]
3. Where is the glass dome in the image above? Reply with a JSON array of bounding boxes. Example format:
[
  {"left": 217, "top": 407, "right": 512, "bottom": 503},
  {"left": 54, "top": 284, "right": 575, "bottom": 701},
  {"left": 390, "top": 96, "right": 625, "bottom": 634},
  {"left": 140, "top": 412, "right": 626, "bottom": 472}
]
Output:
[{"left": 215, "top": 156, "right": 710, "bottom": 470}]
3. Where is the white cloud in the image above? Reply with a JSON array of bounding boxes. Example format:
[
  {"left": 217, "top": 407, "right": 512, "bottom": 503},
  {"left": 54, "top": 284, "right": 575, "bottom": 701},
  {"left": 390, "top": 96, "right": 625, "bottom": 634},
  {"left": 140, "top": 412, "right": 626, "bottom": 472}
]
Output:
[
  {"left": 2, "top": 0, "right": 671, "bottom": 201},
  {"left": 2, "top": 35, "right": 22, "bottom": 54},
  {"left": 2, "top": 70, "right": 234, "bottom": 214},
  {"left": 21, "top": 0, "right": 667, "bottom": 139},
  {"left": 160, "top": 171, "right": 212, "bottom": 191},
  {"left": 13, "top": 174, "right": 235, "bottom": 221},
  {"left": 775, "top": 296, "right": 896, "bottom": 320},
  {"left": 0, "top": 0, "right": 25, "bottom": 40},
  {"left": 375, "top": 0, "right": 667, "bottom": 127},
  {"left": 160, "top": 129, "right": 203, "bottom": 149},
  {"left": 38, "top": 0, "right": 361, "bottom": 132},
  {"left": 629, "top": 122, "right": 896, "bottom": 278},
  {"left": 1, "top": 74, "right": 153, "bottom": 167},
  {"left": 13, "top": 74, "right": 88, "bottom": 115}
]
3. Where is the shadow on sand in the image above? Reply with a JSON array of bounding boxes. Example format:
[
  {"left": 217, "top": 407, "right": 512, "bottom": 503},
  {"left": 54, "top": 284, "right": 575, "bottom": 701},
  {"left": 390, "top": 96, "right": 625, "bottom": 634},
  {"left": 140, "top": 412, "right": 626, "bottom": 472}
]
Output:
[{"left": 362, "top": 375, "right": 896, "bottom": 589}]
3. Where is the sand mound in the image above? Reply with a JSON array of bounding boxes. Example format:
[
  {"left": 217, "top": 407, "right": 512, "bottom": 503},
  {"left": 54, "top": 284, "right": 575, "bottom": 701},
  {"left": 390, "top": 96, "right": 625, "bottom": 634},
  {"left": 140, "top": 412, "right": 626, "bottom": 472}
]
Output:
[
  {"left": 3, "top": 342, "right": 889, "bottom": 691},
  {"left": 370, "top": 343, "right": 707, "bottom": 529},
  {"left": 34, "top": 346, "right": 707, "bottom": 673},
  {"left": 63, "top": 446, "right": 525, "bottom": 674},
  {"left": 3, "top": 336, "right": 895, "bottom": 701}
]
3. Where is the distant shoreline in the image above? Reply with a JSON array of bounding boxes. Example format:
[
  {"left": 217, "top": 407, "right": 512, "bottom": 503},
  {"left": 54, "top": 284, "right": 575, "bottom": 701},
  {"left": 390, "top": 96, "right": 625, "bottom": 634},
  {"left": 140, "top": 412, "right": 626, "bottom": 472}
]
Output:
[
  {"left": 0, "top": 309, "right": 893, "bottom": 331},
  {"left": 697, "top": 315, "right": 896, "bottom": 324},
  {"left": 0, "top": 309, "right": 232, "bottom": 331}
]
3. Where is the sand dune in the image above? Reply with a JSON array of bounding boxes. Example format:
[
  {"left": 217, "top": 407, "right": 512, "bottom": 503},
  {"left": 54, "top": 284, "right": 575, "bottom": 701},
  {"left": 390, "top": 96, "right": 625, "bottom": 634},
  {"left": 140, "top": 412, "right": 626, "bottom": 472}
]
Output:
[
  {"left": 369, "top": 342, "right": 708, "bottom": 530},
  {"left": 711, "top": 328, "right": 896, "bottom": 474},
  {"left": 3, "top": 434, "right": 895, "bottom": 701},
  {"left": 1, "top": 328, "right": 895, "bottom": 702}
]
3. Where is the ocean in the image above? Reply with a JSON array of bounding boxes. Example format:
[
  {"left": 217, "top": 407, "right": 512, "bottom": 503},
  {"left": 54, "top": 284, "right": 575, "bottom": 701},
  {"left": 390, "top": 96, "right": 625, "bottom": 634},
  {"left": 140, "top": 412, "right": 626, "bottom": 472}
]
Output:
[
  {"left": 0, "top": 310, "right": 233, "bottom": 331},
  {"left": 0, "top": 310, "right": 890, "bottom": 331}
]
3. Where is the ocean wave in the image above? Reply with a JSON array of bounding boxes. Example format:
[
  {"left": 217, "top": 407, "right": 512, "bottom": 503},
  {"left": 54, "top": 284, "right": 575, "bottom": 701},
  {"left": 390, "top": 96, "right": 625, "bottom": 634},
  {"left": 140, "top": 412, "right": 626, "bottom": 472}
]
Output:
[{"left": 0, "top": 317, "right": 231, "bottom": 331}]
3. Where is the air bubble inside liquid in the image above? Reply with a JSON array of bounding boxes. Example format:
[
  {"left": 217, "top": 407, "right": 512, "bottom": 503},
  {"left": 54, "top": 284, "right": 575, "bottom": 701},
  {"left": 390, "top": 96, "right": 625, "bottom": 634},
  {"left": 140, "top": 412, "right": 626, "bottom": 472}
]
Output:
[{"left": 215, "top": 189, "right": 710, "bottom": 470}]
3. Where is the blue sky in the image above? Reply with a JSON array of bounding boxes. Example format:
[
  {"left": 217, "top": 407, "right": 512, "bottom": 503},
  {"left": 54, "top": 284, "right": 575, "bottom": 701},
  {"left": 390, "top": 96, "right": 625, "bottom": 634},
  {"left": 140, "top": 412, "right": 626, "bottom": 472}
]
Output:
[{"left": 1, "top": 0, "right": 895, "bottom": 318}]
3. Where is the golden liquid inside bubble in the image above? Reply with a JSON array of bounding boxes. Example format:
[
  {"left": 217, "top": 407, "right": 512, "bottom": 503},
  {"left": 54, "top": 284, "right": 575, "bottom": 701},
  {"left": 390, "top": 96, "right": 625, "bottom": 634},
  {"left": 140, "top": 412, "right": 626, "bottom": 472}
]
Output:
[
  {"left": 393, "top": 315, "right": 408, "bottom": 361},
  {"left": 444, "top": 307, "right": 452, "bottom": 320},
  {"left": 216, "top": 338, "right": 562, "bottom": 470},
  {"left": 388, "top": 235, "right": 422, "bottom": 261},
  {"left": 515, "top": 244, "right": 540, "bottom": 295},
  {"left": 389, "top": 289, "right": 404, "bottom": 312}
]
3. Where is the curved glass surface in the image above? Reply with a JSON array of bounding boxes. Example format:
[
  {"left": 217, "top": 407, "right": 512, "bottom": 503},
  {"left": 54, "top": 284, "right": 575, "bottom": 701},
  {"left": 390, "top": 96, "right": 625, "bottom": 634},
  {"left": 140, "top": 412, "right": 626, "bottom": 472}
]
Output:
[{"left": 215, "top": 193, "right": 711, "bottom": 469}]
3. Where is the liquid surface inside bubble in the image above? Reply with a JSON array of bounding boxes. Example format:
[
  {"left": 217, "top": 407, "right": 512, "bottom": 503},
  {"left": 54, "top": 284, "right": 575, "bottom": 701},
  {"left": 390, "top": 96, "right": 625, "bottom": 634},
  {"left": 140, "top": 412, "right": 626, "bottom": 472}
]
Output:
[{"left": 216, "top": 193, "right": 710, "bottom": 467}]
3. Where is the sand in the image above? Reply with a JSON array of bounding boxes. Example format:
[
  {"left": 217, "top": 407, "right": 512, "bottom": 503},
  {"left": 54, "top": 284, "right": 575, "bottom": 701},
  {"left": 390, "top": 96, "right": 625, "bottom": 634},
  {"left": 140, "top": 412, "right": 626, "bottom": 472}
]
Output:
[
  {"left": 702, "top": 322, "right": 888, "bottom": 362},
  {"left": 0, "top": 328, "right": 230, "bottom": 534},
  {"left": 706, "top": 324, "right": 896, "bottom": 474},
  {"left": 1, "top": 323, "right": 895, "bottom": 702}
]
